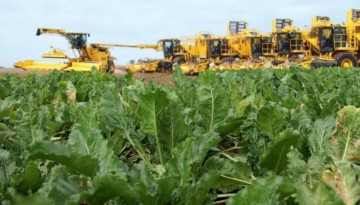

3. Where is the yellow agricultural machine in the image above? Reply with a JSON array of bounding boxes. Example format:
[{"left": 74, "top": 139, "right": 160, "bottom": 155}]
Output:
[
  {"left": 175, "top": 32, "right": 221, "bottom": 74},
  {"left": 212, "top": 21, "right": 271, "bottom": 70},
  {"left": 119, "top": 8, "right": 360, "bottom": 71},
  {"left": 14, "top": 28, "right": 116, "bottom": 73},
  {"left": 262, "top": 18, "right": 313, "bottom": 68},
  {"left": 99, "top": 40, "right": 178, "bottom": 73},
  {"left": 306, "top": 10, "right": 360, "bottom": 68},
  {"left": 14, "top": 9, "right": 360, "bottom": 74},
  {"left": 117, "top": 33, "right": 222, "bottom": 74},
  {"left": 222, "top": 21, "right": 263, "bottom": 59},
  {"left": 117, "top": 8, "right": 360, "bottom": 74},
  {"left": 90, "top": 42, "right": 165, "bottom": 73}
]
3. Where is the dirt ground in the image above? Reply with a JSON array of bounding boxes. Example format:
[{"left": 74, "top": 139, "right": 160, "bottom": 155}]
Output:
[{"left": 0, "top": 66, "right": 175, "bottom": 86}]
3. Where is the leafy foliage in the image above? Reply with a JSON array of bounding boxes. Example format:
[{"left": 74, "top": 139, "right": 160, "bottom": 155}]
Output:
[
  {"left": 330, "top": 106, "right": 360, "bottom": 163},
  {"left": 1, "top": 68, "right": 360, "bottom": 204},
  {"left": 260, "top": 129, "right": 303, "bottom": 174},
  {"left": 296, "top": 182, "right": 345, "bottom": 205},
  {"left": 257, "top": 104, "right": 287, "bottom": 139},
  {"left": 227, "top": 176, "right": 296, "bottom": 205},
  {"left": 322, "top": 160, "right": 360, "bottom": 205}
]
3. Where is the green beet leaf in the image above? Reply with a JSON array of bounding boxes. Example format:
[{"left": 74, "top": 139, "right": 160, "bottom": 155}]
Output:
[
  {"left": 174, "top": 171, "right": 219, "bottom": 205},
  {"left": 86, "top": 174, "right": 133, "bottom": 205},
  {"left": 202, "top": 155, "right": 252, "bottom": 193},
  {"left": 129, "top": 162, "right": 176, "bottom": 205},
  {"left": 48, "top": 172, "right": 92, "bottom": 205},
  {"left": 99, "top": 83, "right": 124, "bottom": 132},
  {"left": 16, "top": 161, "right": 43, "bottom": 194},
  {"left": 158, "top": 101, "right": 188, "bottom": 158},
  {"left": 165, "top": 132, "right": 221, "bottom": 181},
  {"left": 0, "top": 97, "right": 19, "bottom": 121},
  {"left": 227, "top": 176, "right": 295, "bottom": 205},
  {"left": 330, "top": 106, "right": 360, "bottom": 163},
  {"left": 196, "top": 70, "right": 229, "bottom": 133},
  {"left": 137, "top": 88, "right": 170, "bottom": 164},
  {"left": 308, "top": 116, "right": 335, "bottom": 155},
  {"left": 0, "top": 149, "right": 16, "bottom": 187},
  {"left": 28, "top": 141, "right": 99, "bottom": 177},
  {"left": 14, "top": 193, "right": 52, "bottom": 205},
  {"left": 257, "top": 104, "right": 288, "bottom": 139},
  {"left": 68, "top": 114, "right": 123, "bottom": 176},
  {"left": 260, "top": 129, "right": 303, "bottom": 174},
  {"left": 296, "top": 182, "right": 345, "bottom": 205},
  {"left": 322, "top": 160, "right": 360, "bottom": 205}
]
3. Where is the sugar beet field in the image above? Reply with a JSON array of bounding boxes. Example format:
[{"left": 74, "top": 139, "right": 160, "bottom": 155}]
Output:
[{"left": 0, "top": 67, "right": 359, "bottom": 205}]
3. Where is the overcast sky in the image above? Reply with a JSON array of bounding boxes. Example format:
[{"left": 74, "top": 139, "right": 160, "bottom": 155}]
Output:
[{"left": 0, "top": 0, "right": 358, "bottom": 67}]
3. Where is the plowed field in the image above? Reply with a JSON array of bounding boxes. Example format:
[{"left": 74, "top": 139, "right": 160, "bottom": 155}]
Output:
[{"left": 0, "top": 66, "right": 175, "bottom": 86}]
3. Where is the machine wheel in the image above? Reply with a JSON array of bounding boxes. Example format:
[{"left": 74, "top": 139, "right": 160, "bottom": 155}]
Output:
[
  {"left": 189, "top": 70, "right": 194, "bottom": 76},
  {"left": 289, "top": 54, "right": 300, "bottom": 61},
  {"left": 271, "top": 60, "right": 283, "bottom": 66},
  {"left": 107, "top": 60, "right": 115, "bottom": 74},
  {"left": 336, "top": 53, "right": 358, "bottom": 68},
  {"left": 157, "top": 61, "right": 170, "bottom": 72},
  {"left": 310, "top": 60, "right": 321, "bottom": 68},
  {"left": 141, "top": 68, "right": 145, "bottom": 73},
  {"left": 173, "top": 57, "right": 186, "bottom": 65},
  {"left": 221, "top": 57, "right": 235, "bottom": 63},
  {"left": 156, "top": 66, "right": 163, "bottom": 72},
  {"left": 311, "top": 60, "right": 336, "bottom": 68},
  {"left": 162, "top": 61, "right": 173, "bottom": 71}
]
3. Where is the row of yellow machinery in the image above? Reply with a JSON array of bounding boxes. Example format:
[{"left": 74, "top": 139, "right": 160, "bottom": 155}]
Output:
[{"left": 14, "top": 9, "right": 360, "bottom": 74}]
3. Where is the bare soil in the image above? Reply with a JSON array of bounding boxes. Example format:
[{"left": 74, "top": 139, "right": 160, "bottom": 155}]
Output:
[
  {"left": 0, "top": 68, "right": 52, "bottom": 77},
  {"left": 0, "top": 66, "right": 175, "bottom": 86}
]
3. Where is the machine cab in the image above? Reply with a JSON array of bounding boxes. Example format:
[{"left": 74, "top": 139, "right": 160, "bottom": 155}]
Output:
[
  {"left": 261, "top": 36, "right": 274, "bottom": 55},
  {"left": 162, "top": 39, "right": 180, "bottom": 57},
  {"left": 273, "top": 19, "right": 293, "bottom": 55},
  {"left": 251, "top": 37, "right": 262, "bottom": 57},
  {"left": 67, "top": 33, "right": 89, "bottom": 49},
  {"left": 277, "top": 33, "right": 290, "bottom": 54},
  {"left": 333, "top": 26, "right": 347, "bottom": 49},
  {"left": 289, "top": 33, "right": 303, "bottom": 51},
  {"left": 209, "top": 39, "right": 221, "bottom": 57},
  {"left": 277, "top": 31, "right": 304, "bottom": 54},
  {"left": 318, "top": 27, "right": 334, "bottom": 52}
]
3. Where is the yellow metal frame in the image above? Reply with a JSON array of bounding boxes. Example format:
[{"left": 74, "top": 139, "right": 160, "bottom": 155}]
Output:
[{"left": 15, "top": 28, "right": 116, "bottom": 73}]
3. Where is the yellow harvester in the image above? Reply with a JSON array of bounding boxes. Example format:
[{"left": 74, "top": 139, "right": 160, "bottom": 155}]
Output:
[
  {"left": 213, "top": 21, "right": 270, "bottom": 70},
  {"left": 92, "top": 43, "right": 164, "bottom": 73},
  {"left": 306, "top": 10, "right": 360, "bottom": 68},
  {"left": 117, "top": 33, "right": 222, "bottom": 74},
  {"left": 176, "top": 32, "right": 221, "bottom": 74},
  {"left": 100, "top": 40, "right": 182, "bottom": 73},
  {"left": 259, "top": 19, "right": 313, "bottom": 68},
  {"left": 14, "top": 28, "right": 116, "bottom": 73}
]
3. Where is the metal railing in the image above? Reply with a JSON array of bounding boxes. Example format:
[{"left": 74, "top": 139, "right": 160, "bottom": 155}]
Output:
[
  {"left": 262, "top": 43, "right": 274, "bottom": 54},
  {"left": 333, "top": 34, "right": 348, "bottom": 48},
  {"left": 173, "top": 45, "right": 186, "bottom": 55},
  {"left": 290, "top": 39, "right": 303, "bottom": 51},
  {"left": 220, "top": 45, "right": 231, "bottom": 55}
]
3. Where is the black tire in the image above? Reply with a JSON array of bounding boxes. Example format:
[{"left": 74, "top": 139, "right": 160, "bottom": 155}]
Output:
[
  {"left": 141, "top": 68, "right": 145, "bottom": 73},
  {"left": 221, "top": 57, "right": 235, "bottom": 63},
  {"left": 158, "top": 61, "right": 173, "bottom": 72},
  {"left": 271, "top": 60, "right": 283, "bottom": 66},
  {"left": 335, "top": 53, "right": 358, "bottom": 68},
  {"left": 173, "top": 57, "right": 186, "bottom": 64},
  {"left": 311, "top": 60, "right": 321, "bottom": 68},
  {"left": 290, "top": 54, "right": 299, "bottom": 61},
  {"left": 156, "top": 66, "right": 163, "bottom": 72},
  {"left": 107, "top": 60, "right": 115, "bottom": 74},
  {"left": 311, "top": 60, "right": 336, "bottom": 68},
  {"left": 156, "top": 61, "right": 164, "bottom": 72},
  {"left": 189, "top": 70, "right": 194, "bottom": 75}
]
